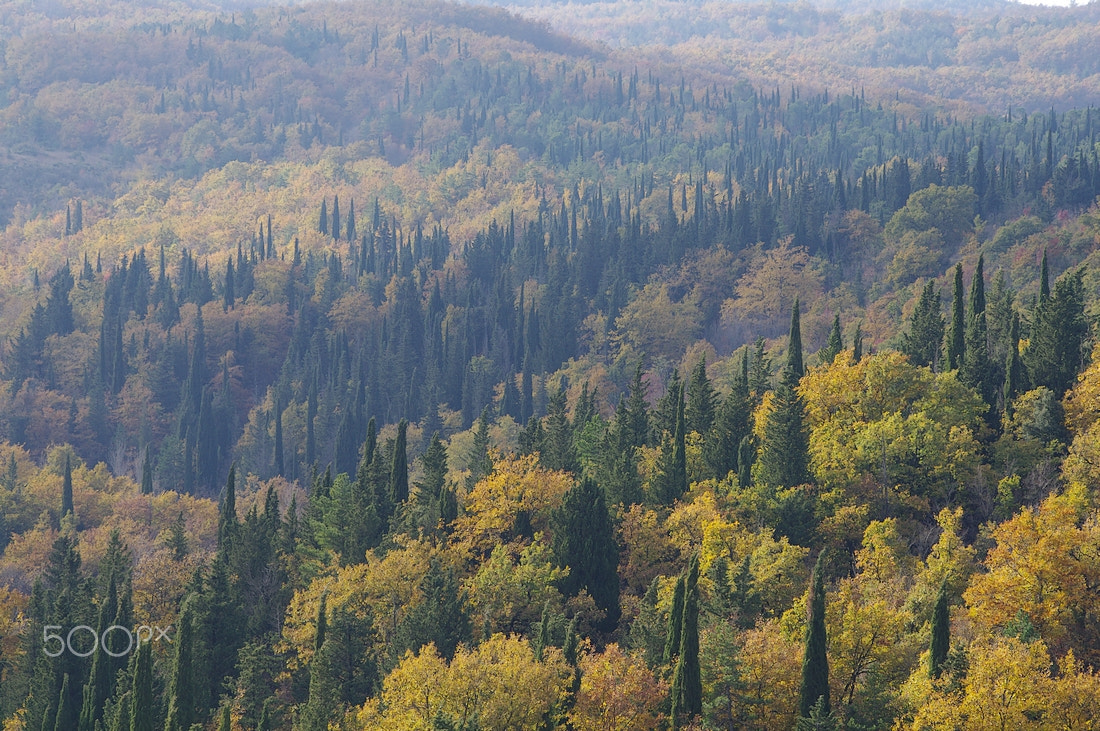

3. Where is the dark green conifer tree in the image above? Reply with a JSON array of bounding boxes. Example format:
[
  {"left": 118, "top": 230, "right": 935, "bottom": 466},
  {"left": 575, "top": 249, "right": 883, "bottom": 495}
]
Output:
[
  {"left": 903, "top": 280, "right": 944, "bottom": 369},
  {"left": 929, "top": 582, "right": 950, "bottom": 680},
  {"left": 1003, "top": 313, "right": 1026, "bottom": 413},
  {"left": 961, "top": 255, "right": 995, "bottom": 407},
  {"left": 945, "top": 263, "right": 966, "bottom": 370},
  {"left": 273, "top": 399, "right": 285, "bottom": 477},
  {"left": 818, "top": 314, "right": 843, "bottom": 366},
  {"left": 129, "top": 641, "right": 154, "bottom": 731},
  {"left": 1026, "top": 268, "right": 1087, "bottom": 398},
  {"left": 705, "top": 379, "right": 751, "bottom": 481},
  {"left": 140, "top": 446, "right": 153, "bottom": 495},
  {"left": 217, "top": 466, "right": 238, "bottom": 555},
  {"left": 756, "top": 304, "right": 811, "bottom": 489},
  {"left": 164, "top": 597, "right": 196, "bottom": 731},
  {"left": 78, "top": 574, "right": 119, "bottom": 731},
  {"left": 53, "top": 673, "right": 76, "bottom": 731},
  {"left": 654, "top": 380, "right": 687, "bottom": 503},
  {"left": 551, "top": 477, "right": 620, "bottom": 630},
  {"left": 788, "top": 299, "right": 804, "bottom": 379},
  {"left": 465, "top": 408, "right": 493, "bottom": 490},
  {"left": 617, "top": 362, "right": 650, "bottom": 449},
  {"left": 799, "top": 554, "right": 830, "bottom": 719},
  {"left": 685, "top": 356, "right": 716, "bottom": 435},
  {"left": 670, "top": 553, "right": 702, "bottom": 728},
  {"left": 389, "top": 419, "right": 409, "bottom": 506},
  {"left": 394, "top": 559, "right": 470, "bottom": 661},
  {"left": 542, "top": 386, "right": 577, "bottom": 473},
  {"left": 663, "top": 574, "right": 686, "bottom": 668},
  {"left": 61, "top": 453, "right": 74, "bottom": 520}
]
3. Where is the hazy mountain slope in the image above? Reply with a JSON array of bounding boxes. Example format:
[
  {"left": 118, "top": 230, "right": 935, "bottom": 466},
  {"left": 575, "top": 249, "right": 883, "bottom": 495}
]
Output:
[{"left": 463, "top": 0, "right": 1100, "bottom": 113}]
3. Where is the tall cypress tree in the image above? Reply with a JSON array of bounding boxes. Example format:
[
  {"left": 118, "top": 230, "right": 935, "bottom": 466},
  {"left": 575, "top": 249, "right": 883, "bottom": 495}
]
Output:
[
  {"left": 799, "top": 554, "right": 830, "bottom": 719},
  {"left": 903, "top": 280, "right": 944, "bottom": 369},
  {"left": 273, "top": 399, "right": 284, "bottom": 477},
  {"left": 655, "top": 380, "right": 687, "bottom": 503},
  {"left": 78, "top": 574, "right": 119, "bottom": 731},
  {"left": 54, "top": 673, "right": 76, "bottom": 731},
  {"left": 663, "top": 573, "right": 686, "bottom": 668},
  {"left": 140, "top": 446, "right": 153, "bottom": 495},
  {"left": 217, "top": 466, "right": 238, "bottom": 555},
  {"left": 945, "top": 263, "right": 966, "bottom": 370},
  {"left": 961, "top": 255, "right": 994, "bottom": 407},
  {"left": 1003, "top": 313, "right": 1026, "bottom": 412},
  {"left": 929, "top": 581, "right": 950, "bottom": 680},
  {"left": 670, "top": 554, "right": 702, "bottom": 727},
  {"left": 61, "top": 453, "right": 74, "bottom": 520},
  {"left": 164, "top": 598, "right": 196, "bottom": 731},
  {"left": 130, "top": 641, "right": 154, "bottom": 731},
  {"left": 389, "top": 419, "right": 409, "bottom": 506},
  {"left": 788, "top": 298, "right": 804, "bottom": 378}
]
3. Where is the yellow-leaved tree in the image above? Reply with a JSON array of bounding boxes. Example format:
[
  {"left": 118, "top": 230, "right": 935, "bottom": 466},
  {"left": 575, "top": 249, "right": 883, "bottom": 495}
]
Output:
[
  {"left": 356, "top": 634, "right": 571, "bottom": 731},
  {"left": 569, "top": 643, "right": 666, "bottom": 731},
  {"left": 964, "top": 484, "right": 1100, "bottom": 664}
]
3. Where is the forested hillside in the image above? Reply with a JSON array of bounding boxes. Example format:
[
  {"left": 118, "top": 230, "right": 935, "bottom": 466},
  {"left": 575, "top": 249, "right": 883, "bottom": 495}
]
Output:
[
  {"left": 478, "top": 0, "right": 1100, "bottom": 113},
  {"left": 1, "top": 0, "right": 1099, "bottom": 729}
]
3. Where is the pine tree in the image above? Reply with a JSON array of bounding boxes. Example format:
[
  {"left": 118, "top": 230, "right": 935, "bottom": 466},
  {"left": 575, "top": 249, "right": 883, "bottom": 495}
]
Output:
[
  {"left": 551, "top": 477, "right": 620, "bottom": 630},
  {"left": 542, "top": 386, "right": 577, "bottom": 473},
  {"left": 903, "top": 280, "right": 944, "bottom": 369},
  {"left": 945, "top": 263, "right": 966, "bottom": 370},
  {"left": 756, "top": 357, "right": 811, "bottom": 490},
  {"left": 394, "top": 559, "right": 471, "bottom": 661},
  {"left": 748, "top": 337, "right": 772, "bottom": 400},
  {"left": 929, "top": 581, "right": 950, "bottom": 680},
  {"left": 799, "top": 554, "right": 830, "bottom": 719},
  {"left": 818, "top": 314, "right": 843, "bottom": 366},
  {"left": 685, "top": 355, "right": 716, "bottom": 435},
  {"left": 218, "top": 704, "right": 231, "bottom": 731},
  {"left": 466, "top": 408, "right": 493, "bottom": 490},
  {"left": 617, "top": 362, "right": 650, "bottom": 449},
  {"left": 167, "top": 511, "right": 188, "bottom": 561},
  {"left": 1026, "top": 267, "right": 1087, "bottom": 398},
  {"left": 319, "top": 199, "right": 328, "bottom": 235}
]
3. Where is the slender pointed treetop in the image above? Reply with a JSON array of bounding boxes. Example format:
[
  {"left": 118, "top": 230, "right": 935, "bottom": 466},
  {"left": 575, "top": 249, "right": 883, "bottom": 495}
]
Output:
[{"left": 788, "top": 298, "right": 804, "bottom": 379}]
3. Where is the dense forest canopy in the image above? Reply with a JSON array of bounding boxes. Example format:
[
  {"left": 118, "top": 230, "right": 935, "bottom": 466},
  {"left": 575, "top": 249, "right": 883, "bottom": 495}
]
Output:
[
  {"left": 0, "top": 0, "right": 1099, "bottom": 729},
  {"left": 474, "top": 0, "right": 1100, "bottom": 113}
]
